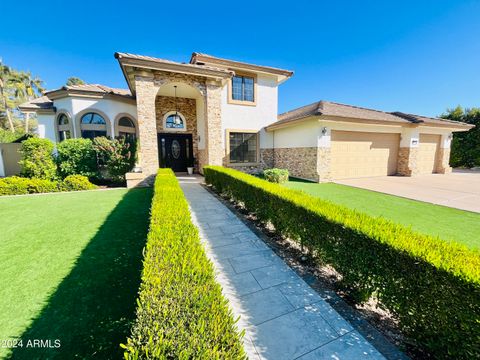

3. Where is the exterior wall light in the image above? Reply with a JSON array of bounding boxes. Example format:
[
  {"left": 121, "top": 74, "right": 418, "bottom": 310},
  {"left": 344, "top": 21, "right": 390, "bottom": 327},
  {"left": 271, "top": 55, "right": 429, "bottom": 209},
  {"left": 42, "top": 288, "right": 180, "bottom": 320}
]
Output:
[{"left": 321, "top": 127, "right": 327, "bottom": 135}]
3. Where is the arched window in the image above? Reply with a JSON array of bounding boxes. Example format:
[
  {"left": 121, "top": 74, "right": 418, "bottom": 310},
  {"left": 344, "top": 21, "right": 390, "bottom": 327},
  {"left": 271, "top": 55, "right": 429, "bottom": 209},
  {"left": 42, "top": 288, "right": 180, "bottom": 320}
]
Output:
[
  {"left": 117, "top": 116, "right": 136, "bottom": 142},
  {"left": 57, "top": 114, "right": 71, "bottom": 141},
  {"left": 165, "top": 113, "right": 185, "bottom": 130},
  {"left": 80, "top": 112, "right": 107, "bottom": 139}
]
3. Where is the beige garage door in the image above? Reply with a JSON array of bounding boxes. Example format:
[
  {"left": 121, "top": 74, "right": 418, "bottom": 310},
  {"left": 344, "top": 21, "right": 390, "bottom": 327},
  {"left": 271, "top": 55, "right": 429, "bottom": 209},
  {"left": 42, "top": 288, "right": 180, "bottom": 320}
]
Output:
[
  {"left": 417, "top": 134, "right": 440, "bottom": 174},
  {"left": 331, "top": 131, "right": 400, "bottom": 179}
]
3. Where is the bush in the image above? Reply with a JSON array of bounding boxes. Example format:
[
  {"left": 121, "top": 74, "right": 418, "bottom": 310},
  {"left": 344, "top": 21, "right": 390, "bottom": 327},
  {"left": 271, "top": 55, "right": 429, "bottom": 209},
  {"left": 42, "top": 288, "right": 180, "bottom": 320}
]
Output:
[
  {"left": 93, "top": 137, "right": 137, "bottom": 183},
  {"left": 19, "top": 137, "right": 56, "bottom": 180},
  {"left": 204, "top": 166, "right": 480, "bottom": 359},
  {"left": 61, "top": 175, "right": 97, "bottom": 191},
  {"left": 0, "top": 176, "right": 58, "bottom": 195},
  {"left": 56, "top": 138, "right": 97, "bottom": 179},
  {"left": 122, "top": 169, "right": 245, "bottom": 359},
  {"left": 263, "top": 168, "right": 289, "bottom": 183},
  {"left": 0, "top": 175, "right": 97, "bottom": 196}
]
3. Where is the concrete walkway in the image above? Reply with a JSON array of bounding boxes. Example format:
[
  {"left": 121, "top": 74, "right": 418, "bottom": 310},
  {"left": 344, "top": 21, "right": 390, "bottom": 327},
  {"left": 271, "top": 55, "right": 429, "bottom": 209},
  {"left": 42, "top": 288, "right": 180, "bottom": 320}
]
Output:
[{"left": 179, "top": 176, "right": 385, "bottom": 360}]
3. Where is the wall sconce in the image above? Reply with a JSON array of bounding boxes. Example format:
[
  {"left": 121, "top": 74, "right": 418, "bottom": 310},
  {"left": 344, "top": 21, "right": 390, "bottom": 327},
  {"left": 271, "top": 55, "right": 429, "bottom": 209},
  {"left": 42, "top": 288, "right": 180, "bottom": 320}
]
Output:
[
  {"left": 321, "top": 127, "right": 327, "bottom": 135},
  {"left": 448, "top": 133, "right": 453, "bottom": 140}
]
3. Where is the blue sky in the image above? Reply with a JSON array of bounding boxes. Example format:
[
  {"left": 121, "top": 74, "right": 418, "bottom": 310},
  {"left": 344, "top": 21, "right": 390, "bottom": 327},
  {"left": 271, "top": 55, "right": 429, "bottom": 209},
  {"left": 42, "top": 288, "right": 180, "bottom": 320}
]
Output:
[{"left": 2, "top": 0, "right": 479, "bottom": 116}]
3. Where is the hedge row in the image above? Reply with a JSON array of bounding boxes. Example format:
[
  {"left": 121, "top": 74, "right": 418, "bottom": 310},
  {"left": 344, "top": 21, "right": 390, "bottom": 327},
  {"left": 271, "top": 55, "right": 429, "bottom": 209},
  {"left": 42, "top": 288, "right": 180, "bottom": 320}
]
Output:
[
  {"left": 204, "top": 166, "right": 480, "bottom": 359},
  {"left": 0, "top": 175, "right": 97, "bottom": 196},
  {"left": 122, "top": 169, "right": 245, "bottom": 359}
]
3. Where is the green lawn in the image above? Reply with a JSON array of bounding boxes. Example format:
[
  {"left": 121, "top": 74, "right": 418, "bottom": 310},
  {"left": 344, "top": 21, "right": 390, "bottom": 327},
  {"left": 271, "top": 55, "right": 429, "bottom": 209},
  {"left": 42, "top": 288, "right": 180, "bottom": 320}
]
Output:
[
  {"left": 0, "top": 188, "right": 152, "bottom": 359},
  {"left": 284, "top": 179, "right": 480, "bottom": 251}
]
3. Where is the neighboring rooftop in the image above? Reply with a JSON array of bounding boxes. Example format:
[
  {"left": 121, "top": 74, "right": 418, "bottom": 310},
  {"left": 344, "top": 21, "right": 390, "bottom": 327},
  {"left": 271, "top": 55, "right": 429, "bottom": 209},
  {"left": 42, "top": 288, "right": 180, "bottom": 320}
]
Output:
[{"left": 268, "top": 100, "right": 474, "bottom": 130}]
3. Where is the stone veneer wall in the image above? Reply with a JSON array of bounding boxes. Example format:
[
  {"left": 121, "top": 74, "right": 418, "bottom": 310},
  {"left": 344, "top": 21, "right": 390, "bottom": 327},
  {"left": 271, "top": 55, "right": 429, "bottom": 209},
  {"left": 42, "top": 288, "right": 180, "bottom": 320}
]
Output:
[
  {"left": 317, "top": 148, "right": 332, "bottom": 182},
  {"left": 204, "top": 82, "right": 223, "bottom": 169},
  {"left": 397, "top": 147, "right": 419, "bottom": 176},
  {"left": 436, "top": 148, "right": 452, "bottom": 174},
  {"left": 155, "top": 96, "right": 198, "bottom": 167},
  {"left": 274, "top": 147, "right": 320, "bottom": 182}
]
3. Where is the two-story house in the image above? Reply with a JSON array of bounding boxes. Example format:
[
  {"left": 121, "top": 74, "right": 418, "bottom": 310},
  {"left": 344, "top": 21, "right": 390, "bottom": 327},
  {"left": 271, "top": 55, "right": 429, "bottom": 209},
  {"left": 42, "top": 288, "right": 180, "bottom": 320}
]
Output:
[{"left": 19, "top": 52, "right": 472, "bottom": 186}]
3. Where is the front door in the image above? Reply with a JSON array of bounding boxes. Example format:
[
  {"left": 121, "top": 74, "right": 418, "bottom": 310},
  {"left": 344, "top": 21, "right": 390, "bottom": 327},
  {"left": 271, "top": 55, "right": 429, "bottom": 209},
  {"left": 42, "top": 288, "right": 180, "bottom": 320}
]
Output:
[{"left": 158, "top": 133, "right": 193, "bottom": 172}]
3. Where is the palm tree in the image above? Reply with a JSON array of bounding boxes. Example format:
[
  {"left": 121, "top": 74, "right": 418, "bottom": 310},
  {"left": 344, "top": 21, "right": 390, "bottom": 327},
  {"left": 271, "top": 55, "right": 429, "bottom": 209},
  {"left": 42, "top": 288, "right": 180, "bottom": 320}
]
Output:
[
  {"left": 0, "top": 60, "right": 15, "bottom": 132},
  {"left": 13, "top": 71, "right": 45, "bottom": 132}
]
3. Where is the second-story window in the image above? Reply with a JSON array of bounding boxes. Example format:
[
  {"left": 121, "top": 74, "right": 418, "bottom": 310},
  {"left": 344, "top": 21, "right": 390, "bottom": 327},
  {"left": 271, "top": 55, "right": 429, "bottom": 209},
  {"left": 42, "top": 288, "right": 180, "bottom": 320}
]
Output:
[{"left": 231, "top": 75, "right": 255, "bottom": 103}]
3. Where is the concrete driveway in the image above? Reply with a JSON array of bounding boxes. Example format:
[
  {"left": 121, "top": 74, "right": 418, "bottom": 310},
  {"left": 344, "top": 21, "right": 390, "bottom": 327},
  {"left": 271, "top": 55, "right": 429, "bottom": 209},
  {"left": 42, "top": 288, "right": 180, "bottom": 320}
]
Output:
[{"left": 334, "top": 169, "right": 480, "bottom": 213}]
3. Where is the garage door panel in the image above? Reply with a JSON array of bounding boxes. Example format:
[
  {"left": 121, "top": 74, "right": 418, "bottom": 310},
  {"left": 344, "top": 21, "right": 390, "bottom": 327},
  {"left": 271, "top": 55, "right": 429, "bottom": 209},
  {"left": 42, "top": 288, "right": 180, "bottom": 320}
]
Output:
[
  {"left": 417, "top": 134, "right": 440, "bottom": 174},
  {"left": 331, "top": 131, "right": 400, "bottom": 180}
]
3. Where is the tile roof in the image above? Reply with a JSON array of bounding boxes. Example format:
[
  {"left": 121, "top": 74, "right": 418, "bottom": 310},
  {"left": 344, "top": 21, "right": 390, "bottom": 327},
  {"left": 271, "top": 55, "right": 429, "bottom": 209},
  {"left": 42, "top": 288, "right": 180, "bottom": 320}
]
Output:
[
  {"left": 190, "top": 52, "right": 294, "bottom": 77},
  {"left": 18, "top": 96, "right": 53, "bottom": 110},
  {"left": 45, "top": 83, "right": 132, "bottom": 97},
  {"left": 115, "top": 52, "right": 234, "bottom": 74},
  {"left": 272, "top": 100, "right": 473, "bottom": 129}
]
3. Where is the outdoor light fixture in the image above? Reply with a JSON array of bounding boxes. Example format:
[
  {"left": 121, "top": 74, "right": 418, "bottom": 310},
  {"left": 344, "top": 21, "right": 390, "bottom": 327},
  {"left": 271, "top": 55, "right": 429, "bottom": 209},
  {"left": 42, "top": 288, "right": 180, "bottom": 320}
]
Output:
[{"left": 321, "top": 127, "right": 327, "bottom": 135}]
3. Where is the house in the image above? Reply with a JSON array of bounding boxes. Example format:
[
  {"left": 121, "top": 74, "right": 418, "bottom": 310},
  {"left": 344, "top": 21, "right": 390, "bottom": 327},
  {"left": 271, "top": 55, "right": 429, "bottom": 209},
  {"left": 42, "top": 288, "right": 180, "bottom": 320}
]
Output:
[{"left": 18, "top": 52, "right": 473, "bottom": 185}]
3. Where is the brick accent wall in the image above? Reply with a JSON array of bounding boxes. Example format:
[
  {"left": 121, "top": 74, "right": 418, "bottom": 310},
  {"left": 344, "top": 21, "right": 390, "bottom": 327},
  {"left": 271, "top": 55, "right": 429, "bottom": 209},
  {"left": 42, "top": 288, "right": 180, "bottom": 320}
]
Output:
[
  {"left": 436, "top": 148, "right": 452, "bottom": 174},
  {"left": 317, "top": 148, "right": 332, "bottom": 182},
  {"left": 274, "top": 147, "right": 320, "bottom": 182},
  {"left": 204, "top": 81, "right": 223, "bottom": 168}
]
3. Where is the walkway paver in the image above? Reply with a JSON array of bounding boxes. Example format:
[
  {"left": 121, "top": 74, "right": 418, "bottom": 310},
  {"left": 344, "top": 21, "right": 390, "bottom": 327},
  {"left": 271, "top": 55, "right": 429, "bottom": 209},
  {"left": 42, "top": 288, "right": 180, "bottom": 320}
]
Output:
[{"left": 179, "top": 176, "right": 386, "bottom": 360}]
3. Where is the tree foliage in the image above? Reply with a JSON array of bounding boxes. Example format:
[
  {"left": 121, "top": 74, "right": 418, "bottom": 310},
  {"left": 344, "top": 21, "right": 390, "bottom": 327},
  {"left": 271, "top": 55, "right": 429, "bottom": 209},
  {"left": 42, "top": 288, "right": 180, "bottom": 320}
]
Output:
[
  {"left": 66, "top": 77, "right": 85, "bottom": 86},
  {"left": 19, "top": 137, "right": 57, "bottom": 180},
  {"left": 0, "top": 59, "right": 44, "bottom": 133},
  {"left": 441, "top": 106, "right": 480, "bottom": 167}
]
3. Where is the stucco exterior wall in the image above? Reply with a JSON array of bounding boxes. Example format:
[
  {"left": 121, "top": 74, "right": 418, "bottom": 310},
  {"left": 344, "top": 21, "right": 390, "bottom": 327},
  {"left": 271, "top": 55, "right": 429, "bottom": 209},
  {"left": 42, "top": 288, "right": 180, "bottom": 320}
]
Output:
[{"left": 221, "top": 74, "right": 278, "bottom": 150}]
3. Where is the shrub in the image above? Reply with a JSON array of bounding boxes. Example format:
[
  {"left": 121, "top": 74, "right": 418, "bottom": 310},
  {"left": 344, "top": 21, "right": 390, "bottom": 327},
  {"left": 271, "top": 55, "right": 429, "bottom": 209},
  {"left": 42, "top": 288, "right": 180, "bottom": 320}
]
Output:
[
  {"left": 61, "top": 175, "right": 97, "bottom": 191},
  {"left": 122, "top": 169, "right": 245, "bottom": 359},
  {"left": 19, "top": 137, "right": 56, "bottom": 180},
  {"left": 204, "top": 166, "right": 480, "bottom": 359},
  {"left": 0, "top": 176, "right": 59, "bottom": 195},
  {"left": 263, "top": 168, "right": 289, "bottom": 183},
  {"left": 56, "top": 138, "right": 97, "bottom": 179},
  {"left": 0, "top": 175, "right": 97, "bottom": 196},
  {"left": 93, "top": 137, "right": 137, "bottom": 183}
]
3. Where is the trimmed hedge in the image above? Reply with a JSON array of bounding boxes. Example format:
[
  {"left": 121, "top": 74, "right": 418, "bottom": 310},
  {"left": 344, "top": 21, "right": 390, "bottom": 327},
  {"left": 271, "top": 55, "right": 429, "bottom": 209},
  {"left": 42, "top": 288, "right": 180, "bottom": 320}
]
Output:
[
  {"left": 122, "top": 169, "right": 245, "bottom": 359},
  {"left": 204, "top": 166, "right": 480, "bottom": 359},
  {"left": 0, "top": 176, "right": 97, "bottom": 196}
]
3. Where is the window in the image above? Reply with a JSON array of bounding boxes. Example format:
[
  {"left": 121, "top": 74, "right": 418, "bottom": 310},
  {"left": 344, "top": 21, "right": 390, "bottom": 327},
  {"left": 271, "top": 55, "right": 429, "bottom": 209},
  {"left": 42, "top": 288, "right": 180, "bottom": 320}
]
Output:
[
  {"left": 229, "top": 132, "right": 258, "bottom": 164},
  {"left": 164, "top": 113, "right": 185, "bottom": 130},
  {"left": 231, "top": 75, "right": 255, "bottom": 103},
  {"left": 57, "top": 114, "right": 71, "bottom": 141},
  {"left": 80, "top": 112, "right": 107, "bottom": 139},
  {"left": 117, "top": 116, "right": 136, "bottom": 142}
]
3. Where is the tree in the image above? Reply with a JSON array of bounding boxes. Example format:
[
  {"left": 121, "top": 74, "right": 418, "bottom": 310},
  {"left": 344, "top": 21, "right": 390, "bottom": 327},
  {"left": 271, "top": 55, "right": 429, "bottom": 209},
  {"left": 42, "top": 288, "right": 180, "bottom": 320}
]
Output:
[
  {"left": 12, "top": 71, "right": 45, "bottom": 132},
  {"left": 441, "top": 106, "right": 480, "bottom": 167},
  {"left": 0, "top": 60, "right": 15, "bottom": 132},
  {"left": 66, "top": 77, "right": 85, "bottom": 86}
]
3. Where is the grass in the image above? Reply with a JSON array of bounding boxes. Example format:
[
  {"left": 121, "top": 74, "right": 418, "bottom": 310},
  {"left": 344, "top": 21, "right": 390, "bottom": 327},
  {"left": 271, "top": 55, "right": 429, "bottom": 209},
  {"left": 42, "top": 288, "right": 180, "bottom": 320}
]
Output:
[
  {"left": 284, "top": 179, "right": 480, "bottom": 250},
  {"left": 0, "top": 188, "right": 153, "bottom": 359}
]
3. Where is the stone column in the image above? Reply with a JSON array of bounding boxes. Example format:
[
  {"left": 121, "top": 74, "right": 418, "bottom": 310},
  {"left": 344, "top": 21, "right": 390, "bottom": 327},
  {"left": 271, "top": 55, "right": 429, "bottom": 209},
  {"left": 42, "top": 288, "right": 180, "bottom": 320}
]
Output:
[
  {"left": 317, "top": 125, "right": 332, "bottom": 182},
  {"left": 397, "top": 128, "right": 419, "bottom": 176},
  {"left": 135, "top": 76, "right": 160, "bottom": 176},
  {"left": 203, "top": 80, "right": 223, "bottom": 167},
  {"left": 436, "top": 133, "right": 452, "bottom": 174}
]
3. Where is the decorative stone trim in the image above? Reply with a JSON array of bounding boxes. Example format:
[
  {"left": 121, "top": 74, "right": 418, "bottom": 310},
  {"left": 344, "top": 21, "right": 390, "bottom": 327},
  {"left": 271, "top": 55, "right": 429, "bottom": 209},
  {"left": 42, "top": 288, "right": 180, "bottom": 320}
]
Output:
[
  {"left": 436, "top": 148, "right": 452, "bottom": 174},
  {"left": 317, "top": 148, "right": 332, "bottom": 182},
  {"left": 397, "top": 147, "right": 419, "bottom": 176}
]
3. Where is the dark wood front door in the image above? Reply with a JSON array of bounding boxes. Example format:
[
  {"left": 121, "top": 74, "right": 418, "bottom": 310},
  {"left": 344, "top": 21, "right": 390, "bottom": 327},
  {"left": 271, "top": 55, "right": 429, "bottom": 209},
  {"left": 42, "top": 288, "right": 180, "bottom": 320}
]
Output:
[{"left": 158, "top": 133, "right": 194, "bottom": 172}]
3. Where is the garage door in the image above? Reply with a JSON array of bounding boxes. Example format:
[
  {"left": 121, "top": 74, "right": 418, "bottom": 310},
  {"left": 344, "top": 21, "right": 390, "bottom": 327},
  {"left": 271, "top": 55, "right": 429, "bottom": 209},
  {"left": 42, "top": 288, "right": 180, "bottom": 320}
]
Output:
[
  {"left": 417, "top": 134, "right": 440, "bottom": 174},
  {"left": 331, "top": 131, "right": 400, "bottom": 179}
]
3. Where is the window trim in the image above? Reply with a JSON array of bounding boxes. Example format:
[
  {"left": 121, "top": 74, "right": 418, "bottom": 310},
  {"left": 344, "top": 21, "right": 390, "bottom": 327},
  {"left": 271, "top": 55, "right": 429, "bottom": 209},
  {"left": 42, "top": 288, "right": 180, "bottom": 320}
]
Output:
[
  {"left": 75, "top": 109, "right": 112, "bottom": 139},
  {"left": 225, "top": 129, "right": 260, "bottom": 166},
  {"left": 114, "top": 113, "right": 138, "bottom": 138},
  {"left": 162, "top": 111, "right": 187, "bottom": 132},
  {"left": 227, "top": 71, "right": 257, "bottom": 106},
  {"left": 55, "top": 111, "right": 73, "bottom": 142}
]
